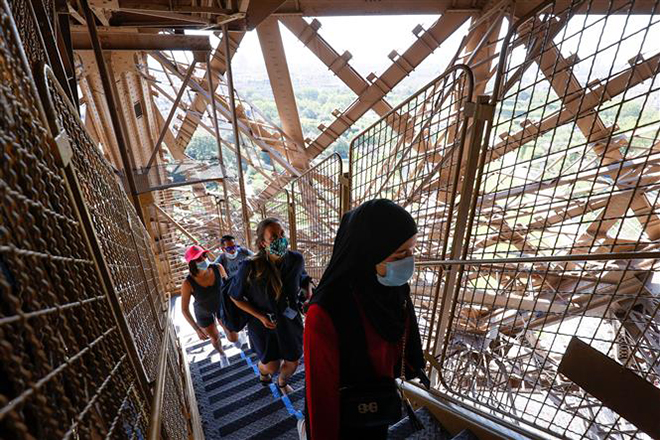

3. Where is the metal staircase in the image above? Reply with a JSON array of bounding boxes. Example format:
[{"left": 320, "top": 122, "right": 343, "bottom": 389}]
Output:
[
  {"left": 186, "top": 340, "right": 305, "bottom": 440},
  {"left": 174, "top": 300, "right": 478, "bottom": 440}
]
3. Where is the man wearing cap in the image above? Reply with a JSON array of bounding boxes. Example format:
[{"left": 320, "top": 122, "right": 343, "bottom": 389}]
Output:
[
  {"left": 180, "top": 245, "right": 239, "bottom": 364},
  {"left": 214, "top": 235, "right": 253, "bottom": 278}
]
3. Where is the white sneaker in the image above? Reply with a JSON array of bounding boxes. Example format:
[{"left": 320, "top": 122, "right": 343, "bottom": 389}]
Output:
[
  {"left": 238, "top": 331, "right": 249, "bottom": 348},
  {"left": 297, "top": 418, "right": 306, "bottom": 440}
]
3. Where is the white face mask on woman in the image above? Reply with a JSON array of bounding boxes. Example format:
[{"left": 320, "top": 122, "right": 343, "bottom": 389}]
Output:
[
  {"left": 197, "top": 259, "right": 210, "bottom": 271},
  {"left": 376, "top": 256, "right": 415, "bottom": 286}
]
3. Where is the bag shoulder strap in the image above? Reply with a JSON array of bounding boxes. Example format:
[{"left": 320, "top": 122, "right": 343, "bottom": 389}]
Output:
[
  {"left": 210, "top": 264, "right": 222, "bottom": 284},
  {"left": 400, "top": 299, "right": 409, "bottom": 379},
  {"left": 186, "top": 274, "right": 200, "bottom": 291}
]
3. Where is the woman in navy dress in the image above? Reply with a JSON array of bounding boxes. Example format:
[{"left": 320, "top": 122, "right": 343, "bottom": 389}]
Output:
[{"left": 230, "top": 218, "right": 312, "bottom": 393}]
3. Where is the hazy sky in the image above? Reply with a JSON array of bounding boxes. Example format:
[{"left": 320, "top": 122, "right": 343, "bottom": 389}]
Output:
[{"left": 227, "top": 15, "right": 468, "bottom": 91}]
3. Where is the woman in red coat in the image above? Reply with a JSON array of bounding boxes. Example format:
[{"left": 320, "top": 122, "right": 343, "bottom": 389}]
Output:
[{"left": 304, "top": 199, "right": 426, "bottom": 439}]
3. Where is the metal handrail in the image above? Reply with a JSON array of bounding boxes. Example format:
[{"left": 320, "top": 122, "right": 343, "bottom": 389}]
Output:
[{"left": 416, "top": 249, "right": 660, "bottom": 266}]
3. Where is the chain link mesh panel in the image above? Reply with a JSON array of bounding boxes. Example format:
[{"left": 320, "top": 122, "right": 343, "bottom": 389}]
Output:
[
  {"left": 0, "top": 3, "right": 150, "bottom": 437},
  {"left": 437, "top": 1, "right": 660, "bottom": 438},
  {"left": 261, "top": 189, "right": 291, "bottom": 243},
  {"left": 350, "top": 66, "right": 475, "bottom": 348},
  {"left": 6, "top": 0, "right": 46, "bottom": 68},
  {"left": 40, "top": 66, "right": 164, "bottom": 382},
  {"left": 163, "top": 326, "right": 190, "bottom": 439},
  {"left": 259, "top": 154, "right": 343, "bottom": 282},
  {"left": 153, "top": 190, "right": 225, "bottom": 295},
  {"left": 291, "top": 154, "right": 343, "bottom": 281}
]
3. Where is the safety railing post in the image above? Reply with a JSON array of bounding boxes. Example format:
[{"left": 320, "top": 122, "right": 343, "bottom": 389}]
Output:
[
  {"left": 432, "top": 94, "right": 494, "bottom": 361},
  {"left": 340, "top": 171, "right": 351, "bottom": 216},
  {"left": 222, "top": 23, "right": 252, "bottom": 248},
  {"left": 287, "top": 189, "right": 298, "bottom": 251},
  {"left": 148, "top": 296, "right": 171, "bottom": 440}
]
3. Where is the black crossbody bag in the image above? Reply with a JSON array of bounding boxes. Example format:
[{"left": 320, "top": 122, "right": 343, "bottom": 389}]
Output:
[{"left": 339, "top": 300, "right": 418, "bottom": 428}]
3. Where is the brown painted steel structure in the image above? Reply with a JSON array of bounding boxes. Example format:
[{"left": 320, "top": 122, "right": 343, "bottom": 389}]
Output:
[{"left": 3, "top": 0, "right": 660, "bottom": 438}]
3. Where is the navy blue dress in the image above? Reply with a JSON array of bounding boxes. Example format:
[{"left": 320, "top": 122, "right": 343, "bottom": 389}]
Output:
[{"left": 230, "top": 251, "right": 311, "bottom": 363}]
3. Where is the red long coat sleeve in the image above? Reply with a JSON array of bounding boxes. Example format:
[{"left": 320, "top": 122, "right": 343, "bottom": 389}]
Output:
[{"left": 304, "top": 302, "right": 401, "bottom": 440}]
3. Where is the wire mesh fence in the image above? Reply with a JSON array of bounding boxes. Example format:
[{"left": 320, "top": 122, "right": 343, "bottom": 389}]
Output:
[
  {"left": 163, "top": 325, "right": 190, "bottom": 439},
  {"left": 0, "top": 3, "right": 151, "bottom": 437},
  {"left": 153, "top": 190, "right": 226, "bottom": 295},
  {"left": 262, "top": 189, "right": 291, "bottom": 244},
  {"left": 291, "top": 154, "right": 343, "bottom": 281},
  {"left": 435, "top": 1, "right": 660, "bottom": 438},
  {"left": 6, "top": 0, "right": 47, "bottom": 68},
  {"left": 0, "top": 3, "right": 193, "bottom": 438},
  {"left": 258, "top": 154, "right": 344, "bottom": 282},
  {"left": 40, "top": 65, "right": 165, "bottom": 383},
  {"left": 350, "top": 66, "right": 475, "bottom": 349}
]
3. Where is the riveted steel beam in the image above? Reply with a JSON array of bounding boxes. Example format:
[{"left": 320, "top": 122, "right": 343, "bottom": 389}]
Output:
[
  {"left": 256, "top": 16, "right": 308, "bottom": 168},
  {"left": 71, "top": 31, "right": 212, "bottom": 51},
  {"left": 304, "top": 12, "right": 471, "bottom": 159},
  {"left": 279, "top": 16, "right": 394, "bottom": 119}
]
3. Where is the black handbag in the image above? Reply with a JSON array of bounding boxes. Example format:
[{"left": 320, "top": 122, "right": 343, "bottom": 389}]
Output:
[
  {"left": 339, "top": 377, "right": 402, "bottom": 427},
  {"left": 339, "top": 300, "right": 422, "bottom": 429}
]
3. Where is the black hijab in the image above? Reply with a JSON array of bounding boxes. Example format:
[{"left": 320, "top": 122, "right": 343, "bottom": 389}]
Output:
[{"left": 311, "top": 199, "right": 425, "bottom": 374}]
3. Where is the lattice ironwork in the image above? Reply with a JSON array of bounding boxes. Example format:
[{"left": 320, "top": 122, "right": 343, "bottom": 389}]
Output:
[
  {"left": 0, "top": 3, "right": 150, "bottom": 437},
  {"left": 436, "top": 1, "right": 660, "bottom": 438},
  {"left": 350, "top": 66, "right": 475, "bottom": 347},
  {"left": 148, "top": 51, "right": 300, "bottom": 204},
  {"left": 291, "top": 154, "right": 343, "bottom": 281}
]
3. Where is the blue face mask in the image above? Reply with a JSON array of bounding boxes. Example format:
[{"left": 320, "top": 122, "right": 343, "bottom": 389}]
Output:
[
  {"left": 377, "top": 256, "right": 415, "bottom": 287},
  {"left": 269, "top": 237, "right": 289, "bottom": 257},
  {"left": 197, "top": 259, "right": 210, "bottom": 271}
]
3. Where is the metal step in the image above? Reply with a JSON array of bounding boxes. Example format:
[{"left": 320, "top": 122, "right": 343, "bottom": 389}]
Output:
[
  {"left": 184, "top": 331, "right": 304, "bottom": 440},
  {"left": 182, "top": 326, "right": 464, "bottom": 439},
  {"left": 388, "top": 407, "right": 456, "bottom": 440}
]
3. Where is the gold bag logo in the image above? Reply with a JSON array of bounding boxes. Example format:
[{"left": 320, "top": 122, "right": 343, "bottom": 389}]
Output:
[{"left": 357, "top": 402, "right": 379, "bottom": 414}]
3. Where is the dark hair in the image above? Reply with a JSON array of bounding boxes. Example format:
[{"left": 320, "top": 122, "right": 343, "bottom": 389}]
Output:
[
  {"left": 248, "top": 218, "right": 283, "bottom": 300},
  {"left": 221, "top": 235, "right": 235, "bottom": 245}
]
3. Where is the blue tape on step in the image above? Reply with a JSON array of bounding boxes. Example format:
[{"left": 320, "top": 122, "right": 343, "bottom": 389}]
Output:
[
  {"left": 241, "top": 350, "right": 259, "bottom": 375},
  {"left": 238, "top": 347, "right": 299, "bottom": 417},
  {"left": 281, "top": 394, "right": 303, "bottom": 420},
  {"left": 269, "top": 383, "right": 280, "bottom": 399}
]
